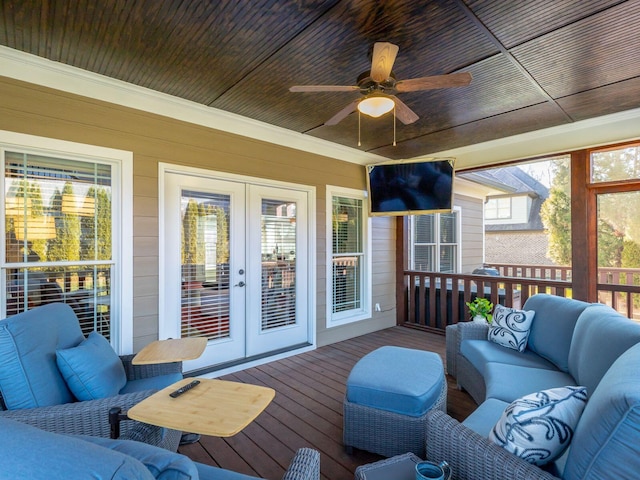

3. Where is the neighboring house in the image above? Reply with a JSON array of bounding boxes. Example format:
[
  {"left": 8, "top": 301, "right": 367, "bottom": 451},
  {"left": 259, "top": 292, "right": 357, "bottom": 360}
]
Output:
[{"left": 460, "top": 167, "right": 553, "bottom": 266}]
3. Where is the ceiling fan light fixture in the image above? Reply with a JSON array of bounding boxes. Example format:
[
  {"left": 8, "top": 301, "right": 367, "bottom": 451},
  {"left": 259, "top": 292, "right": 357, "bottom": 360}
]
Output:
[{"left": 358, "top": 95, "right": 395, "bottom": 118}]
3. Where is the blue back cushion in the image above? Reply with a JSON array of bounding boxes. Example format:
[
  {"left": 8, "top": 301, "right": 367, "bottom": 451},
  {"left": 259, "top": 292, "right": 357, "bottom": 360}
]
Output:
[
  {"left": 56, "top": 331, "right": 127, "bottom": 401},
  {"left": 0, "top": 303, "right": 84, "bottom": 409},
  {"left": 568, "top": 304, "right": 640, "bottom": 396},
  {"left": 563, "top": 342, "right": 640, "bottom": 479},
  {"left": 0, "top": 417, "right": 154, "bottom": 479},
  {"left": 524, "top": 294, "right": 591, "bottom": 372}
]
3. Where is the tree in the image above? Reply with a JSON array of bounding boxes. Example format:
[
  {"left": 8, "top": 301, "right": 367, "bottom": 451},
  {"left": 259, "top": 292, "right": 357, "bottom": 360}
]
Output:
[
  {"left": 597, "top": 219, "right": 623, "bottom": 267},
  {"left": 81, "top": 187, "right": 112, "bottom": 261},
  {"left": 48, "top": 183, "right": 80, "bottom": 262},
  {"left": 540, "top": 159, "right": 572, "bottom": 265}
]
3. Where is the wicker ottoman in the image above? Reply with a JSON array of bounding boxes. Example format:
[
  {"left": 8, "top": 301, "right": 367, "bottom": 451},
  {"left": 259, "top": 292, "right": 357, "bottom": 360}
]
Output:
[{"left": 343, "top": 346, "right": 447, "bottom": 458}]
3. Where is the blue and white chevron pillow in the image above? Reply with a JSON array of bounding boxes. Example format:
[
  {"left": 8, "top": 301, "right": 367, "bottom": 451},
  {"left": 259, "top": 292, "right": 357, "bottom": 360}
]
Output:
[
  {"left": 487, "top": 304, "right": 535, "bottom": 352},
  {"left": 489, "top": 386, "right": 588, "bottom": 466}
]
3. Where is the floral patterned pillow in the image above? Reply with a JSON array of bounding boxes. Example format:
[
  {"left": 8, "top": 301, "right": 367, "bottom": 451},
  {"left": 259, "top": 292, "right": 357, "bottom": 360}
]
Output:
[
  {"left": 487, "top": 304, "right": 535, "bottom": 352},
  {"left": 489, "top": 386, "right": 588, "bottom": 466}
]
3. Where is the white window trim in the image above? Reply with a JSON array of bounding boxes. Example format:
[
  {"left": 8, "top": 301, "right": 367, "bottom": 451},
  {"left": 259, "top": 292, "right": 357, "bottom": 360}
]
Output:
[
  {"left": 0, "top": 130, "right": 133, "bottom": 354},
  {"left": 410, "top": 206, "right": 462, "bottom": 273},
  {"left": 325, "top": 185, "right": 371, "bottom": 328}
]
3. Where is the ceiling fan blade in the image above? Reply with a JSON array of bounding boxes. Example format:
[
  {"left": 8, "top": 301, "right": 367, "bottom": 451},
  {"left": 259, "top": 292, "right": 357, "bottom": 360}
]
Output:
[
  {"left": 395, "top": 72, "right": 473, "bottom": 92},
  {"left": 370, "top": 42, "right": 399, "bottom": 83},
  {"left": 324, "top": 100, "right": 360, "bottom": 126},
  {"left": 391, "top": 96, "right": 419, "bottom": 125},
  {"left": 289, "top": 85, "right": 358, "bottom": 92}
]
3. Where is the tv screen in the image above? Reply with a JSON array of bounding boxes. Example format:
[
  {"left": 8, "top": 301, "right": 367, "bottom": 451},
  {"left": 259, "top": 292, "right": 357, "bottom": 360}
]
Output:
[{"left": 366, "top": 158, "right": 454, "bottom": 216}]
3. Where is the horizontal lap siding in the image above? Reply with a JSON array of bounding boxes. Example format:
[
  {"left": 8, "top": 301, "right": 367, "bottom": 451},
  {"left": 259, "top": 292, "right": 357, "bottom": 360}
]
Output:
[{"left": 0, "top": 77, "right": 394, "bottom": 351}]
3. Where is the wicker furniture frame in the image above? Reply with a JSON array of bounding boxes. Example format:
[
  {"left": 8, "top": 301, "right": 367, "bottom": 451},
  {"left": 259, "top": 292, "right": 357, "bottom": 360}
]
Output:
[{"left": 426, "top": 410, "right": 560, "bottom": 480}]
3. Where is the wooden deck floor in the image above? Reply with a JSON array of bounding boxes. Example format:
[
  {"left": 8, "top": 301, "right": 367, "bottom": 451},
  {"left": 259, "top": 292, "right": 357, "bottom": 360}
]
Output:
[{"left": 178, "top": 326, "right": 477, "bottom": 480}]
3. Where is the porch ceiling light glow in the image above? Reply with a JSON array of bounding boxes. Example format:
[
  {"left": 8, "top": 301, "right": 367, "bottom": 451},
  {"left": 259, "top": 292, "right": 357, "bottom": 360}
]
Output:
[
  {"left": 14, "top": 215, "right": 56, "bottom": 240},
  {"left": 357, "top": 95, "right": 395, "bottom": 118},
  {"left": 5, "top": 197, "right": 31, "bottom": 217},
  {"left": 61, "top": 193, "right": 95, "bottom": 216}
]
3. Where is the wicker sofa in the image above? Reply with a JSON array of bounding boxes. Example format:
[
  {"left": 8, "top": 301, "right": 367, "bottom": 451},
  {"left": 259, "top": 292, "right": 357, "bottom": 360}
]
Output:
[
  {"left": 438, "top": 294, "right": 640, "bottom": 479},
  {"left": 0, "top": 303, "right": 183, "bottom": 450}
]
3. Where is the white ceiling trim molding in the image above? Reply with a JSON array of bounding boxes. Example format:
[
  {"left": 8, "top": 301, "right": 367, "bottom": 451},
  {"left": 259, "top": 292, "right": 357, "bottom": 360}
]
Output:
[
  {"left": 0, "top": 45, "right": 386, "bottom": 165},
  {"left": 426, "top": 106, "right": 640, "bottom": 170}
]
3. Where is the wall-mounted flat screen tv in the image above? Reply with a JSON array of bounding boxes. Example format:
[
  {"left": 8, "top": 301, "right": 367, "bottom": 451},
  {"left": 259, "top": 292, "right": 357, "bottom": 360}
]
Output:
[{"left": 366, "top": 158, "right": 454, "bottom": 216}]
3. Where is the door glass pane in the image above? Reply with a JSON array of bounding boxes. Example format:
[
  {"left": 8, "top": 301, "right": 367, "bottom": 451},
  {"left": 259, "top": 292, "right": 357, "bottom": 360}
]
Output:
[
  {"left": 261, "top": 199, "right": 296, "bottom": 330},
  {"left": 180, "top": 190, "right": 230, "bottom": 340}
]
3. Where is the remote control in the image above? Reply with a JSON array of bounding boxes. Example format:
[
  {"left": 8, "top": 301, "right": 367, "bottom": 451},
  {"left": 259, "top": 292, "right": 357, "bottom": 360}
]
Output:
[{"left": 169, "top": 380, "right": 200, "bottom": 398}]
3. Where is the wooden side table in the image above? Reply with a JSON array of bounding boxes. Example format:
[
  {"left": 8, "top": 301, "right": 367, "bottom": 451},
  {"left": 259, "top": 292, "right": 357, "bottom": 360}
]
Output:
[
  {"left": 132, "top": 337, "right": 207, "bottom": 365},
  {"left": 125, "top": 378, "right": 275, "bottom": 437}
]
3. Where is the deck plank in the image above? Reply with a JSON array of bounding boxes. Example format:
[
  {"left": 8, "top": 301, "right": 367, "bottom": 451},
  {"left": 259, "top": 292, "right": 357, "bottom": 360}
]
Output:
[{"left": 178, "top": 326, "right": 476, "bottom": 480}]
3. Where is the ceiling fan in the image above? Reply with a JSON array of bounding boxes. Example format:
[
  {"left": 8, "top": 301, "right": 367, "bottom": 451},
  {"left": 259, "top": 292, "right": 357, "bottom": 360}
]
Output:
[{"left": 289, "top": 42, "right": 472, "bottom": 126}]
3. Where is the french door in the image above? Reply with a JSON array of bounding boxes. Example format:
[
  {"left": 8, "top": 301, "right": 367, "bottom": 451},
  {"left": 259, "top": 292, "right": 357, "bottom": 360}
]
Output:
[{"left": 161, "top": 170, "right": 311, "bottom": 371}]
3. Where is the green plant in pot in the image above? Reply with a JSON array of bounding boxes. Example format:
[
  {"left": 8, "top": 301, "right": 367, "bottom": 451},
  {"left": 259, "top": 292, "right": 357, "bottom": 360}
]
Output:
[{"left": 466, "top": 297, "right": 493, "bottom": 324}]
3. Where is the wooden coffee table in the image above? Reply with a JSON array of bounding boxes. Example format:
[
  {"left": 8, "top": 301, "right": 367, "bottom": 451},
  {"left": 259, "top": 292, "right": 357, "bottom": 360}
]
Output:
[
  {"left": 132, "top": 337, "right": 207, "bottom": 365},
  {"left": 126, "top": 378, "right": 275, "bottom": 437}
]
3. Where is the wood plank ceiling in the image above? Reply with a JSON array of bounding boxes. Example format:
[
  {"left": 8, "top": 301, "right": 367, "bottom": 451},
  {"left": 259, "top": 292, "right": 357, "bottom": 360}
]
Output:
[{"left": 1, "top": 0, "right": 639, "bottom": 160}]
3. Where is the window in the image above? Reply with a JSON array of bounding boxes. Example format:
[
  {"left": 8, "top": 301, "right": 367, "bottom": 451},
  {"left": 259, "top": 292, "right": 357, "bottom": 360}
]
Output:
[
  {"left": 411, "top": 209, "right": 460, "bottom": 273},
  {"left": 485, "top": 197, "right": 511, "bottom": 219},
  {"left": 591, "top": 142, "right": 640, "bottom": 313},
  {"left": 1, "top": 131, "right": 132, "bottom": 352},
  {"left": 326, "top": 186, "right": 370, "bottom": 326}
]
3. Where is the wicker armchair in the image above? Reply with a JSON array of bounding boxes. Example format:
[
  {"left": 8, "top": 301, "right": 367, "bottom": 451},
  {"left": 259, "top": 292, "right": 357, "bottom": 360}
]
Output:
[
  {"left": 0, "top": 354, "right": 183, "bottom": 451},
  {"left": 0, "top": 304, "right": 182, "bottom": 451},
  {"left": 426, "top": 410, "right": 560, "bottom": 480}
]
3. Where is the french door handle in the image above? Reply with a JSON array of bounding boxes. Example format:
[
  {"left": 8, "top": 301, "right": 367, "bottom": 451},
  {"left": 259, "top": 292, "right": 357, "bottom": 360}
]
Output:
[{"left": 235, "top": 281, "right": 246, "bottom": 287}]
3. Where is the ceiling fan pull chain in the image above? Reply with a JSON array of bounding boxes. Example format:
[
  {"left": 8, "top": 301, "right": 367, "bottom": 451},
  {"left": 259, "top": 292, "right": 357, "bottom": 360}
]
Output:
[
  {"left": 358, "top": 111, "right": 362, "bottom": 147},
  {"left": 393, "top": 104, "right": 397, "bottom": 147}
]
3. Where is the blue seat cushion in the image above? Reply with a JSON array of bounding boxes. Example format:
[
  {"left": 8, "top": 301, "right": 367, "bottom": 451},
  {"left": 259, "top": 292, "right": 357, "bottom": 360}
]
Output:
[
  {"left": 56, "top": 331, "right": 127, "bottom": 401},
  {"left": 0, "top": 303, "right": 84, "bottom": 409},
  {"left": 563, "top": 342, "right": 640, "bottom": 480},
  {"left": 462, "top": 397, "right": 509, "bottom": 437},
  {"left": 0, "top": 417, "right": 154, "bottom": 479},
  {"left": 121, "top": 373, "right": 183, "bottom": 394},
  {"left": 346, "top": 346, "right": 444, "bottom": 417},
  {"left": 484, "top": 362, "right": 576, "bottom": 403},
  {"left": 460, "top": 339, "right": 557, "bottom": 377}
]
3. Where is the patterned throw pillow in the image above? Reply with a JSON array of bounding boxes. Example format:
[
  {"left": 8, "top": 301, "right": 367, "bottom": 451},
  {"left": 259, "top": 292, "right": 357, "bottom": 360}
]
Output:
[
  {"left": 489, "top": 386, "right": 588, "bottom": 466},
  {"left": 487, "top": 304, "right": 535, "bottom": 352}
]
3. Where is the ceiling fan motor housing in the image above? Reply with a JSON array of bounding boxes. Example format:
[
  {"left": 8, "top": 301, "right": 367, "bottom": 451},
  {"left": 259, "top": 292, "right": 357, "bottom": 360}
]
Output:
[{"left": 357, "top": 70, "right": 397, "bottom": 95}]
